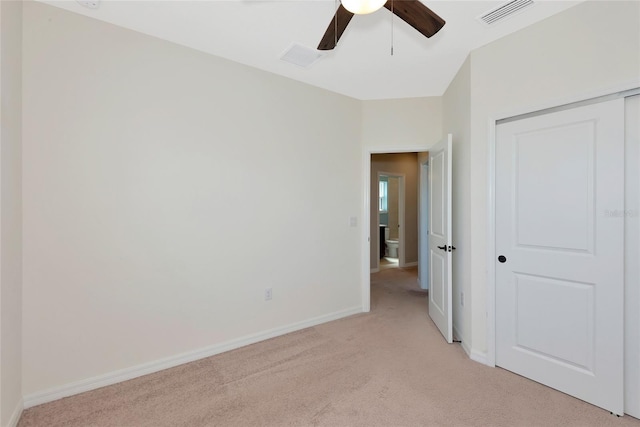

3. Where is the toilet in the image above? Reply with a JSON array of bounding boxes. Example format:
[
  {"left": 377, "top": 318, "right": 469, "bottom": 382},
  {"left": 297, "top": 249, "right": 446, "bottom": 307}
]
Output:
[{"left": 385, "top": 239, "right": 399, "bottom": 258}]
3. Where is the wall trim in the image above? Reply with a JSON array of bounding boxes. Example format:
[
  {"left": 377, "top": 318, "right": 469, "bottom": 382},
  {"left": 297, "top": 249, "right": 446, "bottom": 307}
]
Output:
[
  {"left": 470, "top": 349, "right": 490, "bottom": 366},
  {"left": 453, "top": 325, "right": 471, "bottom": 357},
  {"left": 461, "top": 340, "right": 472, "bottom": 358},
  {"left": 23, "top": 306, "right": 362, "bottom": 409},
  {"left": 7, "top": 398, "right": 23, "bottom": 427},
  {"left": 363, "top": 149, "right": 372, "bottom": 312}
]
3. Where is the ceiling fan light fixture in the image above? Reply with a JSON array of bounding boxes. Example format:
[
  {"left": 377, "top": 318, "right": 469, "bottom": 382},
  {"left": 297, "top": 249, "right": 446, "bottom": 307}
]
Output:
[{"left": 341, "top": 0, "right": 386, "bottom": 15}]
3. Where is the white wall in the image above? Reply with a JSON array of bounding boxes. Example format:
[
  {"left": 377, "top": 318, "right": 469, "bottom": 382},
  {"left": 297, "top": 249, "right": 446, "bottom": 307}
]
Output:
[
  {"left": 22, "top": 2, "right": 362, "bottom": 397},
  {"left": 467, "top": 0, "right": 640, "bottom": 356},
  {"left": 0, "top": 1, "right": 23, "bottom": 425},
  {"left": 442, "top": 57, "right": 470, "bottom": 350},
  {"left": 362, "top": 97, "right": 442, "bottom": 152}
]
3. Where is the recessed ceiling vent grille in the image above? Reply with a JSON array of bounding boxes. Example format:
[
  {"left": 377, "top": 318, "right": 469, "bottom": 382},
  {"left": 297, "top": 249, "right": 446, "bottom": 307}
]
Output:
[
  {"left": 77, "top": 0, "right": 100, "bottom": 9},
  {"left": 280, "top": 44, "right": 324, "bottom": 68},
  {"left": 477, "top": 0, "right": 535, "bottom": 26}
]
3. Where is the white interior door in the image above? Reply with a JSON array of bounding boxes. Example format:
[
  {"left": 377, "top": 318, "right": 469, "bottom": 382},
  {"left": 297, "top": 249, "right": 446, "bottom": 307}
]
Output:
[
  {"left": 495, "top": 99, "right": 625, "bottom": 414},
  {"left": 428, "top": 134, "right": 452, "bottom": 343}
]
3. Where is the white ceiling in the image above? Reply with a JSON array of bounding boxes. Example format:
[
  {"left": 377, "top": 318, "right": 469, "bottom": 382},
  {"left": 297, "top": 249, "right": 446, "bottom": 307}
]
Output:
[{"left": 39, "top": 0, "right": 583, "bottom": 100}]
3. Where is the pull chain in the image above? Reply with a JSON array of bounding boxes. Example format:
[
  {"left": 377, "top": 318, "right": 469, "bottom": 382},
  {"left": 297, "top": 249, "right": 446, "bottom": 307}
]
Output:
[{"left": 390, "top": 0, "right": 394, "bottom": 55}]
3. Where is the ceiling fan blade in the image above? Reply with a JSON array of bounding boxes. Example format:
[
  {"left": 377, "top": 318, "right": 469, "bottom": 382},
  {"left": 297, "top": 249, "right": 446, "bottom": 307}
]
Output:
[
  {"left": 384, "top": 0, "right": 445, "bottom": 38},
  {"left": 317, "top": 5, "right": 355, "bottom": 50}
]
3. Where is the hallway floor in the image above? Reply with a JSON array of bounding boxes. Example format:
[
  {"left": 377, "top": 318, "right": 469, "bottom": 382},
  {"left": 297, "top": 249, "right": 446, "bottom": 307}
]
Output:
[{"left": 379, "top": 257, "right": 399, "bottom": 270}]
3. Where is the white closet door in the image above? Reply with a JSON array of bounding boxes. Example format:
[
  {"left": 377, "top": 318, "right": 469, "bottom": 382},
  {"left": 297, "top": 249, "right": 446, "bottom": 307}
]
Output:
[{"left": 495, "top": 99, "right": 625, "bottom": 414}]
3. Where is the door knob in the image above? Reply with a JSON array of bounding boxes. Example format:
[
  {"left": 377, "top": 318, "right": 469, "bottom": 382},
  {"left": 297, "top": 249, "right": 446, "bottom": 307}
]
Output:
[
  {"left": 437, "top": 245, "right": 447, "bottom": 251},
  {"left": 498, "top": 255, "right": 507, "bottom": 263}
]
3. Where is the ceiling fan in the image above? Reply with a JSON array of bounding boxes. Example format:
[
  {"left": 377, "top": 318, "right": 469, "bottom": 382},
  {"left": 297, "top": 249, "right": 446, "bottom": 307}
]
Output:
[{"left": 317, "top": 0, "right": 445, "bottom": 50}]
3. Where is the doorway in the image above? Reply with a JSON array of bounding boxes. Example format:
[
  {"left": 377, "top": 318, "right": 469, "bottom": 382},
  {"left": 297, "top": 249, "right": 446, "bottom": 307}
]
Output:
[
  {"left": 366, "top": 152, "right": 427, "bottom": 304},
  {"left": 377, "top": 173, "right": 404, "bottom": 270},
  {"left": 369, "top": 153, "right": 423, "bottom": 274},
  {"left": 364, "top": 150, "right": 441, "bottom": 317}
]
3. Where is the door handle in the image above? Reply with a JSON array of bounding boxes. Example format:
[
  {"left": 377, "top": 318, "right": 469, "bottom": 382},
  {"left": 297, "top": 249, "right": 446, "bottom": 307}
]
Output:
[{"left": 437, "top": 245, "right": 447, "bottom": 251}]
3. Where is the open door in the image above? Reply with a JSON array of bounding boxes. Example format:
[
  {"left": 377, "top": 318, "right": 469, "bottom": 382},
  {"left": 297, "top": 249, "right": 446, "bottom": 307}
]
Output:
[{"left": 428, "top": 134, "right": 453, "bottom": 343}]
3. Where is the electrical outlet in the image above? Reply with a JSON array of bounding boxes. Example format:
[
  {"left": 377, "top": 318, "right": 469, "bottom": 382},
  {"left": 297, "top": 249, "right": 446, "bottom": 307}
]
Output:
[
  {"left": 460, "top": 292, "right": 465, "bottom": 307},
  {"left": 265, "top": 288, "right": 273, "bottom": 301}
]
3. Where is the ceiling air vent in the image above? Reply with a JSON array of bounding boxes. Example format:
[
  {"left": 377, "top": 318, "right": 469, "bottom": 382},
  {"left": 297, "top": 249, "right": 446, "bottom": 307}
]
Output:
[
  {"left": 280, "top": 44, "right": 324, "bottom": 68},
  {"left": 77, "top": 0, "right": 100, "bottom": 9},
  {"left": 477, "top": 0, "right": 535, "bottom": 26}
]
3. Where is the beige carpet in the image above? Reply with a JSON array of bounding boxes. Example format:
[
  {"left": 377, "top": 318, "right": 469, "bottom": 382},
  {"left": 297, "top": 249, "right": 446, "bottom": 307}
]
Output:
[{"left": 18, "top": 267, "right": 640, "bottom": 427}]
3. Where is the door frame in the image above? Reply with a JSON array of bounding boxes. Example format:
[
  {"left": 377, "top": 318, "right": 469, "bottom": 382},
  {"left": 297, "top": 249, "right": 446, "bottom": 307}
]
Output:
[
  {"left": 362, "top": 147, "right": 430, "bottom": 313},
  {"left": 418, "top": 160, "right": 429, "bottom": 289},
  {"left": 486, "top": 83, "right": 640, "bottom": 367},
  {"left": 376, "top": 172, "right": 406, "bottom": 269},
  {"left": 624, "top": 94, "right": 640, "bottom": 418}
]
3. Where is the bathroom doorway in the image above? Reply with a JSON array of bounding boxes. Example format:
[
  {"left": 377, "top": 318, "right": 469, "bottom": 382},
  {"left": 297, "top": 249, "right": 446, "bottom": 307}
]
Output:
[{"left": 378, "top": 173, "right": 404, "bottom": 270}]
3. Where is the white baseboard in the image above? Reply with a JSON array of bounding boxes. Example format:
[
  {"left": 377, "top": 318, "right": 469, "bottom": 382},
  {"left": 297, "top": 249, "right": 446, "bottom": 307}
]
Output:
[
  {"left": 452, "top": 325, "right": 471, "bottom": 357},
  {"left": 7, "top": 398, "right": 23, "bottom": 427},
  {"left": 370, "top": 268, "right": 380, "bottom": 273},
  {"left": 470, "top": 348, "right": 491, "bottom": 366},
  {"left": 461, "top": 340, "right": 472, "bottom": 357},
  {"left": 23, "top": 306, "right": 362, "bottom": 409},
  {"left": 402, "top": 262, "right": 418, "bottom": 267}
]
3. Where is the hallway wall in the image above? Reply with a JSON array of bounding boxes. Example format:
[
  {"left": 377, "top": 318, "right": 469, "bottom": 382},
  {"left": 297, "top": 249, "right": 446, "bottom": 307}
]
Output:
[{"left": 0, "top": 1, "right": 24, "bottom": 425}]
